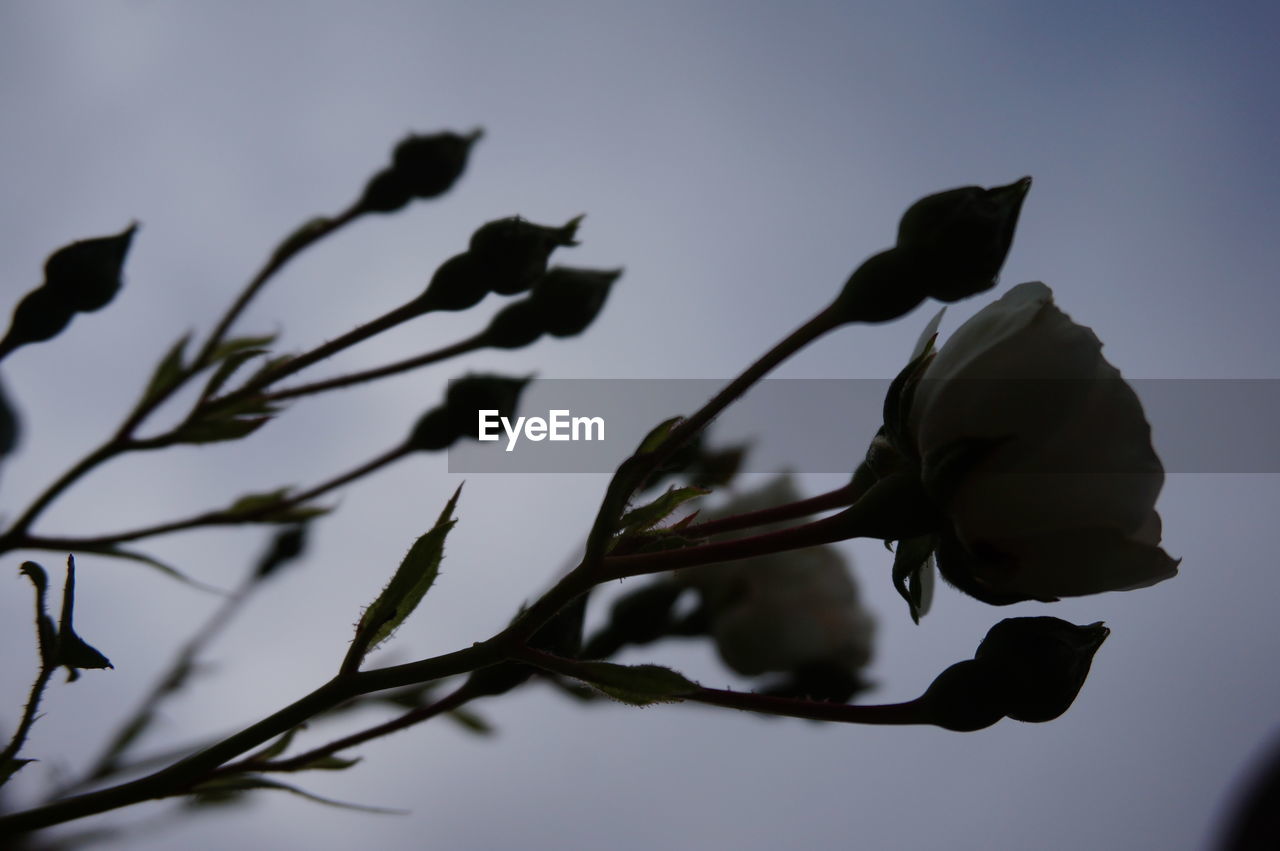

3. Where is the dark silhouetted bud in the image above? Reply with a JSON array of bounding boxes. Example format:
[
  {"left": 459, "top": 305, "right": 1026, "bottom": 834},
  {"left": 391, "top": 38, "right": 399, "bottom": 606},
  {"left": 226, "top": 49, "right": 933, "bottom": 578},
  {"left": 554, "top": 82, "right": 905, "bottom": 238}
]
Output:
[
  {"left": 484, "top": 299, "right": 545, "bottom": 349},
  {"left": 920, "top": 617, "right": 1108, "bottom": 730},
  {"left": 407, "top": 406, "right": 453, "bottom": 452},
  {"left": 254, "top": 524, "right": 308, "bottom": 580},
  {"left": 43, "top": 224, "right": 137, "bottom": 312},
  {"left": 974, "top": 616, "right": 1109, "bottom": 722},
  {"left": 391, "top": 129, "right": 482, "bottom": 199},
  {"left": 356, "top": 167, "right": 413, "bottom": 214},
  {"left": 0, "top": 375, "right": 18, "bottom": 460},
  {"left": 833, "top": 178, "right": 1030, "bottom": 323},
  {"left": 1, "top": 286, "right": 75, "bottom": 352},
  {"left": 468, "top": 215, "right": 582, "bottom": 295},
  {"left": 444, "top": 373, "right": 531, "bottom": 440},
  {"left": 896, "top": 176, "right": 1031, "bottom": 301},
  {"left": 529, "top": 266, "right": 620, "bottom": 337},
  {"left": 418, "top": 252, "right": 487, "bottom": 312},
  {"left": 919, "top": 659, "right": 1007, "bottom": 731},
  {"left": 1, "top": 226, "right": 138, "bottom": 357}
]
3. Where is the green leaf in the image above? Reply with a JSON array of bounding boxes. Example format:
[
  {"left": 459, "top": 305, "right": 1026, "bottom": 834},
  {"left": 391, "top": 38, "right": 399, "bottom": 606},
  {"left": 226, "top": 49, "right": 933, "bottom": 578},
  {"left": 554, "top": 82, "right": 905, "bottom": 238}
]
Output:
[
  {"left": 201, "top": 347, "right": 269, "bottom": 401},
  {"left": 891, "top": 535, "right": 937, "bottom": 624},
  {"left": 446, "top": 706, "right": 495, "bottom": 736},
  {"left": 572, "top": 661, "right": 698, "bottom": 706},
  {"left": 248, "top": 725, "right": 305, "bottom": 762},
  {"left": 636, "top": 416, "right": 683, "bottom": 455},
  {"left": 0, "top": 758, "right": 35, "bottom": 787},
  {"left": 140, "top": 332, "right": 192, "bottom": 406},
  {"left": 55, "top": 556, "right": 112, "bottom": 674},
  {"left": 301, "top": 755, "right": 361, "bottom": 771},
  {"left": 187, "top": 775, "right": 405, "bottom": 815},
  {"left": 221, "top": 489, "right": 332, "bottom": 524},
  {"left": 207, "top": 333, "right": 278, "bottom": 366},
  {"left": 617, "top": 485, "right": 709, "bottom": 534},
  {"left": 169, "top": 414, "right": 272, "bottom": 445},
  {"left": 356, "top": 485, "right": 462, "bottom": 651}
]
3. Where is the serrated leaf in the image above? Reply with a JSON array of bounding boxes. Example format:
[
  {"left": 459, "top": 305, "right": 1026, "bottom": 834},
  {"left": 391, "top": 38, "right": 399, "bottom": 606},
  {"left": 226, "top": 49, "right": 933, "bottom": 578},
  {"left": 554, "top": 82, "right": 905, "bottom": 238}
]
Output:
[
  {"left": 891, "top": 535, "right": 937, "bottom": 624},
  {"left": 187, "top": 775, "right": 404, "bottom": 815},
  {"left": 573, "top": 661, "right": 698, "bottom": 706},
  {"left": 140, "top": 332, "right": 192, "bottom": 406},
  {"left": 356, "top": 485, "right": 462, "bottom": 651},
  {"left": 618, "top": 485, "right": 709, "bottom": 534},
  {"left": 0, "top": 757, "right": 35, "bottom": 786},
  {"left": 635, "top": 416, "right": 683, "bottom": 455}
]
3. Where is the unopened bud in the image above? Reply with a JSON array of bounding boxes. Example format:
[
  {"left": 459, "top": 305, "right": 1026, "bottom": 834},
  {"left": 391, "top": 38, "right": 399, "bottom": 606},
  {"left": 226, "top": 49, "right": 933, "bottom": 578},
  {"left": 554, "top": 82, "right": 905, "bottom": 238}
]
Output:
[
  {"left": 43, "top": 224, "right": 137, "bottom": 312},
  {"left": 356, "top": 167, "right": 413, "bottom": 214},
  {"left": 483, "top": 299, "right": 545, "bottom": 349},
  {"left": 833, "top": 178, "right": 1031, "bottom": 323},
  {"left": 529, "top": 266, "right": 620, "bottom": 337},
  {"left": 406, "top": 406, "right": 453, "bottom": 452},
  {"left": 391, "top": 129, "right": 482, "bottom": 199},
  {"left": 444, "top": 373, "right": 531, "bottom": 440},
  {"left": 896, "top": 176, "right": 1031, "bottom": 302},
  {"left": 468, "top": 215, "right": 582, "bottom": 296},
  {"left": 418, "top": 252, "right": 486, "bottom": 312},
  {"left": 973, "top": 616, "right": 1108, "bottom": 722}
]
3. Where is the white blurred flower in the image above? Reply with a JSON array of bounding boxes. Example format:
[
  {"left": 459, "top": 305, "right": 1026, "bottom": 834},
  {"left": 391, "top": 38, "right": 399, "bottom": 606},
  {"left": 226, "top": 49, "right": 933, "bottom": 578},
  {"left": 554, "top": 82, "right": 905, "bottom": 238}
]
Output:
[
  {"left": 677, "top": 476, "right": 875, "bottom": 682},
  {"left": 907, "top": 281, "right": 1178, "bottom": 604}
]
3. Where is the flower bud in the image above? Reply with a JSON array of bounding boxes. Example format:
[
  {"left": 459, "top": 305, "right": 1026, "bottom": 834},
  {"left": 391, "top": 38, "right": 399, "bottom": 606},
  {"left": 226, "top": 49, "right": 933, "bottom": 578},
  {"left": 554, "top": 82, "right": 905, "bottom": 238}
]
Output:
[
  {"left": 973, "top": 616, "right": 1109, "bottom": 722},
  {"left": 483, "top": 299, "right": 545, "bottom": 349},
  {"left": 895, "top": 176, "right": 1031, "bottom": 302},
  {"left": 391, "top": 128, "right": 482, "bottom": 199},
  {"left": 444, "top": 373, "right": 531, "bottom": 441},
  {"left": 418, "top": 252, "right": 487, "bottom": 312},
  {"left": 406, "top": 406, "right": 453, "bottom": 452},
  {"left": 1, "top": 286, "right": 76, "bottom": 352},
  {"left": 43, "top": 223, "right": 137, "bottom": 312},
  {"left": 529, "top": 266, "right": 620, "bottom": 337},
  {"left": 468, "top": 215, "right": 582, "bottom": 296},
  {"left": 833, "top": 178, "right": 1030, "bottom": 323},
  {"left": 356, "top": 167, "right": 413, "bottom": 214},
  {"left": 919, "top": 617, "right": 1108, "bottom": 729}
]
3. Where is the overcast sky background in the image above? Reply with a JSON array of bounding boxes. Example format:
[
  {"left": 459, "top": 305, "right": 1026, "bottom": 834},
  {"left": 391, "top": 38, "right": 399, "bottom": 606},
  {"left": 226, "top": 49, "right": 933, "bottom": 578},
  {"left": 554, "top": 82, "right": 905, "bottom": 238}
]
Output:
[{"left": 2, "top": 2, "right": 1278, "bottom": 849}]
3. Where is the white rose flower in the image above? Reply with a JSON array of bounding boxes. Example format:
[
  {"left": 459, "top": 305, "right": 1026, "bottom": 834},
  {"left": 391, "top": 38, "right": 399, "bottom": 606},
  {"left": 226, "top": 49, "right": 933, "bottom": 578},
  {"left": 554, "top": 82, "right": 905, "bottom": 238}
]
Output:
[
  {"left": 906, "top": 281, "right": 1178, "bottom": 603},
  {"left": 677, "top": 476, "right": 875, "bottom": 684}
]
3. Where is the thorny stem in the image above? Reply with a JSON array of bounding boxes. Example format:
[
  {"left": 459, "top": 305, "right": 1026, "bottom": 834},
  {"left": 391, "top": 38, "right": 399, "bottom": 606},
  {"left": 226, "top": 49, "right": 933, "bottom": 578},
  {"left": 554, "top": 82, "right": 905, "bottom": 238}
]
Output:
[
  {"left": 74, "top": 571, "right": 263, "bottom": 790},
  {"left": 0, "top": 664, "right": 55, "bottom": 769},
  {"left": 16, "top": 444, "right": 412, "bottom": 551},
  {"left": 193, "top": 205, "right": 362, "bottom": 369},
  {"left": 262, "top": 332, "right": 487, "bottom": 403},
  {"left": 514, "top": 648, "right": 928, "bottom": 726},
  {"left": 680, "top": 479, "right": 864, "bottom": 539},
  {"left": 0, "top": 206, "right": 364, "bottom": 552},
  {"left": 213, "top": 684, "right": 475, "bottom": 777},
  {"left": 202, "top": 298, "right": 429, "bottom": 414},
  {"left": 0, "top": 643, "right": 503, "bottom": 834}
]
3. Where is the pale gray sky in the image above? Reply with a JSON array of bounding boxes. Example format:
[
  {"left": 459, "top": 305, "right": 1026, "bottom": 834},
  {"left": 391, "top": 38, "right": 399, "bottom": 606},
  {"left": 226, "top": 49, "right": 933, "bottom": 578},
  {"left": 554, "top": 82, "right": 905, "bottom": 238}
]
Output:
[{"left": 2, "top": 2, "right": 1278, "bottom": 849}]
